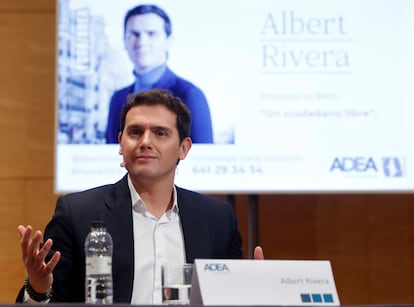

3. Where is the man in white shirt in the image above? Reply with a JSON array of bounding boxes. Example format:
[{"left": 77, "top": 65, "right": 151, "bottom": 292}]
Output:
[{"left": 17, "top": 89, "right": 264, "bottom": 303}]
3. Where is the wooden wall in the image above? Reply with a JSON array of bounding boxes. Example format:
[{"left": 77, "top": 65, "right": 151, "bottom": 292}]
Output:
[
  {"left": 0, "top": 0, "right": 58, "bottom": 302},
  {"left": 0, "top": 0, "right": 413, "bottom": 304}
]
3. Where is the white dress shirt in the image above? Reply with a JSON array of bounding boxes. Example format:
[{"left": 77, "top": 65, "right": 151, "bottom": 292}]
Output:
[{"left": 128, "top": 176, "right": 186, "bottom": 304}]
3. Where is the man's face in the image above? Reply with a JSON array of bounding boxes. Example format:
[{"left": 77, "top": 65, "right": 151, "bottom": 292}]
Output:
[
  {"left": 124, "top": 13, "right": 172, "bottom": 73},
  {"left": 118, "top": 104, "right": 191, "bottom": 183}
]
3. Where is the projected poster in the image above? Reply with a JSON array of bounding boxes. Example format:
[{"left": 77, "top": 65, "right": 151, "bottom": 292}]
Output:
[{"left": 56, "top": 0, "right": 414, "bottom": 193}]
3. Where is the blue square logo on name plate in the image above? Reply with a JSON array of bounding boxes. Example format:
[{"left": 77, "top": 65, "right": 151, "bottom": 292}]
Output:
[
  {"left": 312, "top": 294, "right": 322, "bottom": 303},
  {"left": 301, "top": 294, "right": 312, "bottom": 303},
  {"left": 323, "top": 293, "right": 334, "bottom": 303}
]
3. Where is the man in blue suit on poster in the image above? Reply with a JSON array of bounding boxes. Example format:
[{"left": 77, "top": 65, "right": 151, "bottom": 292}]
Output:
[{"left": 106, "top": 4, "right": 213, "bottom": 144}]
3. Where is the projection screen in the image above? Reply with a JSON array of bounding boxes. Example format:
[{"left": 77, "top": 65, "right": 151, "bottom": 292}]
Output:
[{"left": 55, "top": 0, "right": 414, "bottom": 193}]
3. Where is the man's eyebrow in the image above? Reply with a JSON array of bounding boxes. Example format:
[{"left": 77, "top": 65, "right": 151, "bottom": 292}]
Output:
[
  {"left": 126, "top": 123, "right": 142, "bottom": 129},
  {"left": 128, "top": 30, "right": 141, "bottom": 35},
  {"left": 126, "top": 124, "right": 172, "bottom": 130},
  {"left": 151, "top": 125, "right": 172, "bottom": 131},
  {"left": 128, "top": 29, "right": 157, "bottom": 35}
]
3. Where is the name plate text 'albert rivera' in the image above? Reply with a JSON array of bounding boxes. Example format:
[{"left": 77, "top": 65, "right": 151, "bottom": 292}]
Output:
[{"left": 190, "top": 259, "right": 340, "bottom": 306}]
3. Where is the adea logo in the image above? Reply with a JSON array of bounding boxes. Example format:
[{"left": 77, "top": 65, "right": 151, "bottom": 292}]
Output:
[
  {"left": 330, "top": 157, "right": 378, "bottom": 172},
  {"left": 383, "top": 157, "right": 404, "bottom": 177},
  {"left": 204, "top": 263, "right": 230, "bottom": 272}
]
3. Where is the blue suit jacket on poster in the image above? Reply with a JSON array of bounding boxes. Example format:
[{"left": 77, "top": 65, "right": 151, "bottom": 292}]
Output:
[
  {"left": 17, "top": 175, "right": 243, "bottom": 303},
  {"left": 105, "top": 68, "right": 213, "bottom": 144}
]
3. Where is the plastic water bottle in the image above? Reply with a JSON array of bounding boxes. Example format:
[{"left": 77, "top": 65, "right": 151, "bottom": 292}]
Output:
[{"left": 84, "top": 221, "right": 113, "bottom": 304}]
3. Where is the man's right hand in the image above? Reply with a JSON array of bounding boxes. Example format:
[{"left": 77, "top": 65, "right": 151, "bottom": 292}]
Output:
[
  {"left": 18, "top": 225, "right": 61, "bottom": 294},
  {"left": 253, "top": 246, "right": 265, "bottom": 260}
]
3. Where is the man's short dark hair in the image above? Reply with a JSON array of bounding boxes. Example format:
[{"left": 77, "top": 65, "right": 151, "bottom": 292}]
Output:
[
  {"left": 120, "top": 89, "right": 191, "bottom": 143},
  {"left": 124, "top": 4, "right": 172, "bottom": 36}
]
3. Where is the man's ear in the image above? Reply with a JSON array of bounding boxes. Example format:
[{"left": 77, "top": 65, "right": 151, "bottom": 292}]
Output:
[
  {"left": 178, "top": 137, "right": 192, "bottom": 161},
  {"left": 166, "top": 34, "right": 174, "bottom": 52}
]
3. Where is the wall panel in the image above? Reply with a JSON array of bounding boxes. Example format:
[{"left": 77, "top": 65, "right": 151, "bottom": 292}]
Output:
[
  {"left": 0, "top": 7, "right": 55, "bottom": 179},
  {"left": 0, "top": 0, "right": 56, "bottom": 302}
]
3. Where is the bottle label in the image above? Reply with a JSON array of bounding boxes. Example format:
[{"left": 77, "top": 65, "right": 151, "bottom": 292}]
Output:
[{"left": 86, "top": 256, "right": 112, "bottom": 275}]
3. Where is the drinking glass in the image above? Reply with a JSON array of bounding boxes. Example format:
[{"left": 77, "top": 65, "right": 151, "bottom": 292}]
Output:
[{"left": 162, "top": 264, "right": 193, "bottom": 305}]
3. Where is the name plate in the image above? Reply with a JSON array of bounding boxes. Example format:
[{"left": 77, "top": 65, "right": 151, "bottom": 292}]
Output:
[{"left": 190, "top": 259, "right": 340, "bottom": 306}]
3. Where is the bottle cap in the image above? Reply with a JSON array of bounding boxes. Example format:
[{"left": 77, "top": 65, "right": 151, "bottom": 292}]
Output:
[{"left": 91, "top": 220, "right": 105, "bottom": 228}]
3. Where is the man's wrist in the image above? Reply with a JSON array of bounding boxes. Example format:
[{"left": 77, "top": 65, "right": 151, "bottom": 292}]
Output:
[{"left": 24, "top": 278, "right": 52, "bottom": 302}]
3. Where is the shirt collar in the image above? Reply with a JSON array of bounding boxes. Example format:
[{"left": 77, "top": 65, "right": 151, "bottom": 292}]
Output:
[{"left": 127, "top": 174, "right": 179, "bottom": 217}]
